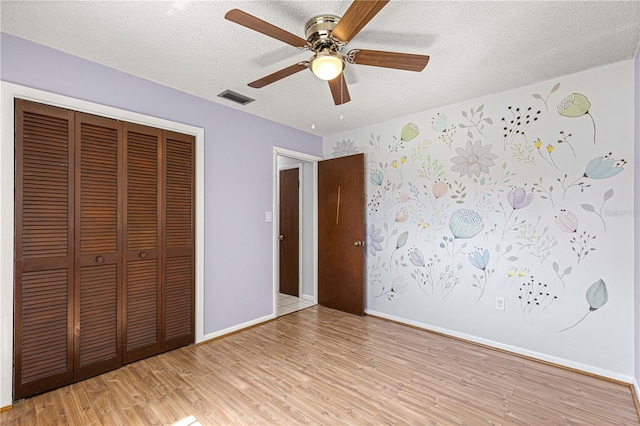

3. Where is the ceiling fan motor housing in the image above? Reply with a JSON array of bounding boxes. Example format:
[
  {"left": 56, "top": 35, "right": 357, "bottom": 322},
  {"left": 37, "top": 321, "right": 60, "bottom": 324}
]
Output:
[{"left": 305, "top": 14, "right": 343, "bottom": 52}]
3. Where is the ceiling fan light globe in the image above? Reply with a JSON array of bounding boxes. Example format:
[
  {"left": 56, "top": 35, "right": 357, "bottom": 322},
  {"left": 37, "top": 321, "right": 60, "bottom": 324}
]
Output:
[{"left": 311, "top": 53, "right": 344, "bottom": 81}]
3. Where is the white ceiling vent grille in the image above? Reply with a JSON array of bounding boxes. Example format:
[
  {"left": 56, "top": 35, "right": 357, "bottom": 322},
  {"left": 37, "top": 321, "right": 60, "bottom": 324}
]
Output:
[{"left": 217, "top": 90, "right": 255, "bottom": 106}]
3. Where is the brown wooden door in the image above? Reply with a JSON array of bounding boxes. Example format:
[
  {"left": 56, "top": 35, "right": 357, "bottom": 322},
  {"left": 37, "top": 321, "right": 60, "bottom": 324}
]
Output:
[
  {"left": 14, "top": 100, "right": 75, "bottom": 399},
  {"left": 14, "top": 100, "right": 196, "bottom": 400},
  {"left": 123, "top": 123, "right": 162, "bottom": 363},
  {"left": 74, "top": 113, "right": 122, "bottom": 380},
  {"left": 318, "top": 153, "right": 365, "bottom": 315},
  {"left": 163, "top": 131, "right": 195, "bottom": 351},
  {"left": 279, "top": 168, "right": 300, "bottom": 297}
]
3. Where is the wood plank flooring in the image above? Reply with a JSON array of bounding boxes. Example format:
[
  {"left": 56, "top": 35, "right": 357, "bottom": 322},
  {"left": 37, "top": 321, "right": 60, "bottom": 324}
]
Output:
[{"left": 3, "top": 306, "right": 638, "bottom": 425}]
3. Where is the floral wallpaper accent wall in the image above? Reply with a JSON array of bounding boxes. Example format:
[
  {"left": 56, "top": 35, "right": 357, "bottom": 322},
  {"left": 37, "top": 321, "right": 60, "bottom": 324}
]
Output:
[{"left": 324, "top": 61, "right": 635, "bottom": 377}]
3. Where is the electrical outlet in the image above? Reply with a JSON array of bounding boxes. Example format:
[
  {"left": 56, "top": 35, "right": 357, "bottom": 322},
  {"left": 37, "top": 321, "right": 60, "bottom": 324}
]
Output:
[
  {"left": 495, "top": 297, "right": 505, "bottom": 311},
  {"left": 265, "top": 211, "right": 272, "bottom": 223}
]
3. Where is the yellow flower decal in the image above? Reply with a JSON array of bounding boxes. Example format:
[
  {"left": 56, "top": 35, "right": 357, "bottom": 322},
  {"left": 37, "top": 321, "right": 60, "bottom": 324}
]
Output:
[
  {"left": 401, "top": 156, "right": 407, "bottom": 164},
  {"left": 418, "top": 220, "right": 429, "bottom": 230},
  {"left": 391, "top": 160, "right": 398, "bottom": 169},
  {"left": 507, "top": 267, "right": 517, "bottom": 277},
  {"left": 546, "top": 144, "right": 554, "bottom": 153},
  {"left": 534, "top": 139, "right": 542, "bottom": 149},
  {"left": 519, "top": 268, "right": 529, "bottom": 277}
]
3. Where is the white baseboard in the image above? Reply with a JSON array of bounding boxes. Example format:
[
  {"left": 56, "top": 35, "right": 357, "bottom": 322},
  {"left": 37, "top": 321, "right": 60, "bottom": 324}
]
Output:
[
  {"left": 299, "top": 293, "right": 315, "bottom": 303},
  {"left": 634, "top": 378, "right": 640, "bottom": 402},
  {"left": 202, "top": 314, "right": 275, "bottom": 342},
  {"left": 365, "top": 309, "right": 634, "bottom": 384}
]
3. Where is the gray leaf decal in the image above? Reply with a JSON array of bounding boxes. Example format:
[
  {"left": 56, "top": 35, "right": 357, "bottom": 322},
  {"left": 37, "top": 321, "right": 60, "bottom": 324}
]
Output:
[
  {"left": 551, "top": 82, "right": 560, "bottom": 94},
  {"left": 581, "top": 204, "right": 596, "bottom": 212},
  {"left": 396, "top": 231, "right": 409, "bottom": 249},
  {"left": 553, "top": 261, "right": 559, "bottom": 273},
  {"left": 532, "top": 93, "right": 543, "bottom": 100},
  {"left": 603, "top": 188, "right": 614, "bottom": 201},
  {"left": 564, "top": 266, "right": 572, "bottom": 275},
  {"left": 485, "top": 118, "right": 493, "bottom": 125},
  {"left": 586, "top": 279, "right": 608, "bottom": 311},
  {"left": 461, "top": 110, "right": 468, "bottom": 118}
]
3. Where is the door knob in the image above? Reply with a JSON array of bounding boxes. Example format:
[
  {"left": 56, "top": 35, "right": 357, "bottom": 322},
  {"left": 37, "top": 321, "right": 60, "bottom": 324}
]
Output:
[
  {"left": 95, "top": 256, "right": 105, "bottom": 264},
  {"left": 354, "top": 240, "right": 363, "bottom": 246},
  {"left": 278, "top": 235, "right": 284, "bottom": 241}
]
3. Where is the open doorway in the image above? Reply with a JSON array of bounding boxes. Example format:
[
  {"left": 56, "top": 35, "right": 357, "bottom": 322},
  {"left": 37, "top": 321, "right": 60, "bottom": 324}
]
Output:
[{"left": 273, "top": 148, "right": 321, "bottom": 316}]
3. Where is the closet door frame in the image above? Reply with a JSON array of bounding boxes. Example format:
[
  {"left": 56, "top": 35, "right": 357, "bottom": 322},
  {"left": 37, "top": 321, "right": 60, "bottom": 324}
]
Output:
[{"left": 0, "top": 82, "right": 205, "bottom": 406}]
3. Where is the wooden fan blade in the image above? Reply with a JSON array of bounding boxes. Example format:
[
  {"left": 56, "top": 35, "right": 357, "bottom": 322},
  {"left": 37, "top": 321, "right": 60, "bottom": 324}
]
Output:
[
  {"left": 225, "top": 9, "right": 308, "bottom": 48},
  {"left": 332, "top": 0, "right": 389, "bottom": 43},
  {"left": 348, "top": 49, "right": 429, "bottom": 72},
  {"left": 328, "top": 74, "right": 351, "bottom": 105},
  {"left": 248, "top": 63, "right": 308, "bottom": 88}
]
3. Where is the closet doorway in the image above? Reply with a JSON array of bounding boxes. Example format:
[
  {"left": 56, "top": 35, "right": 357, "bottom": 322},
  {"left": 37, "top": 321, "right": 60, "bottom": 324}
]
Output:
[{"left": 274, "top": 150, "right": 319, "bottom": 316}]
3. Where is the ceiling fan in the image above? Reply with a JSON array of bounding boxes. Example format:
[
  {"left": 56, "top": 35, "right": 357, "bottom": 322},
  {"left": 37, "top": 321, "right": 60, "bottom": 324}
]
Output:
[{"left": 224, "top": 0, "right": 430, "bottom": 105}]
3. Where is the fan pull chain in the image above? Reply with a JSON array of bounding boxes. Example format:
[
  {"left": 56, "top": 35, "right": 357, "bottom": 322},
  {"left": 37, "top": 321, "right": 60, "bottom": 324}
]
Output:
[
  {"left": 340, "top": 74, "right": 344, "bottom": 120},
  {"left": 311, "top": 74, "right": 316, "bottom": 130}
]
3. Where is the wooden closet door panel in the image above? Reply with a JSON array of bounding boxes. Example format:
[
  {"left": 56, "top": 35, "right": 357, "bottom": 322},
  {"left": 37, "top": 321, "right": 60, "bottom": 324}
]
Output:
[
  {"left": 163, "top": 131, "right": 195, "bottom": 350},
  {"left": 74, "top": 114, "right": 121, "bottom": 380},
  {"left": 14, "top": 100, "right": 75, "bottom": 399},
  {"left": 123, "top": 123, "right": 162, "bottom": 363}
]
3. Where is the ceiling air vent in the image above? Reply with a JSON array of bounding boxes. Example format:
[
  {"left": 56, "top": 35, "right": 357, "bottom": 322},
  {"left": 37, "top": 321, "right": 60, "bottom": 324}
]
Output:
[{"left": 217, "top": 90, "right": 255, "bottom": 106}]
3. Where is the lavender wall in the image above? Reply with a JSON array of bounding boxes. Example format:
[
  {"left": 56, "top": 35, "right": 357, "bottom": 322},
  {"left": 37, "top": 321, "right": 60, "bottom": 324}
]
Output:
[
  {"left": 634, "top": 48, "right": 640, "bottom": 391},
  {"left": 0, "top": 33, "right": 322, "bottom": 333}
]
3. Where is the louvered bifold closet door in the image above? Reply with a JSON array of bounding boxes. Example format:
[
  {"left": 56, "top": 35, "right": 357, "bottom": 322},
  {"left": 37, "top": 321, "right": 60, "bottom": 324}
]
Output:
[
  {"left": 74, "top": 113, "right": 122, "bottom": 380},
  {"left": 14, "top": 100, "right": 75, "bottom": 399},
  {"left": 163, "top": 131, "right": 195, "bottom": 351},
  {"left": 123, "top": 123, "right": 162, "bottom": 363}
]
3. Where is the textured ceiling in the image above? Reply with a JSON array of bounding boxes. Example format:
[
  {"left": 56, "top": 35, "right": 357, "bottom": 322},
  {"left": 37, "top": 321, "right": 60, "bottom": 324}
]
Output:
[{"left": 1, "top": 1, "right": 639, "bottom": 137}]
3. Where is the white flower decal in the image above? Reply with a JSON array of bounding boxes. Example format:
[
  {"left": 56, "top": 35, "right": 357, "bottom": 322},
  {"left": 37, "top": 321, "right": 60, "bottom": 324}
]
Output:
[
  {"left": 332, "top": 139, "right": 358, "bottom": 157},
  {"left": 450, "top": 140, "right": 498, "bottom": 178}
]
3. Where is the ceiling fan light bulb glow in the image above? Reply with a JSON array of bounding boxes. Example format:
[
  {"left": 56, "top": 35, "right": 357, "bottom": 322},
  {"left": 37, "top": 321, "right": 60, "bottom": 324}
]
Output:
[{"left": 311, "top": 51, "right": 344, "bottom": 80}]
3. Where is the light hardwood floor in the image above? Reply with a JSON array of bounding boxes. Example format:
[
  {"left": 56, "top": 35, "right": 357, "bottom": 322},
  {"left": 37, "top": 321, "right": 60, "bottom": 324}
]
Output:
[{"left": 3, "top": 306, "right": 638, "bottom": 425}]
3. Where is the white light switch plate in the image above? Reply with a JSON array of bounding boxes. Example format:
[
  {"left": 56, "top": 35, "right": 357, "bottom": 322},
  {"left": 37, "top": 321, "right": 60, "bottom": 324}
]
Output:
[{"left": 265, "top": 211, "right": 272, "bottom": 222}]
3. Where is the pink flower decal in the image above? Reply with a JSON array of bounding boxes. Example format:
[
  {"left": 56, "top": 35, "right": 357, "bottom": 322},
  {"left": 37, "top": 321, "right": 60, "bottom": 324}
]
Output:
[
  {"left": 556, "top": 209, "right": 578, "bottom": 233},
  {"left": 432, "top": 181, "right": 448, "bottom": 199},
  {"left": 395, "top": 209, "right": 409, "bottom": 223}
]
